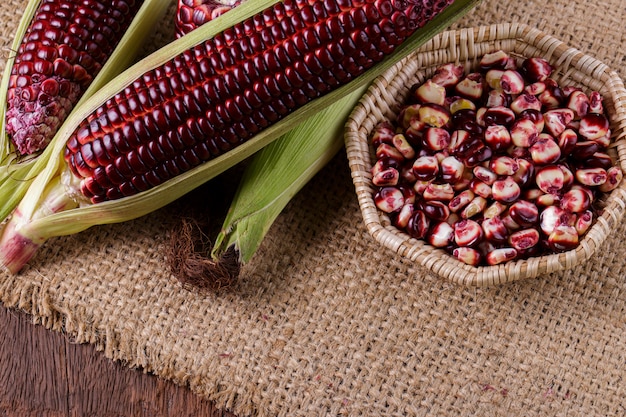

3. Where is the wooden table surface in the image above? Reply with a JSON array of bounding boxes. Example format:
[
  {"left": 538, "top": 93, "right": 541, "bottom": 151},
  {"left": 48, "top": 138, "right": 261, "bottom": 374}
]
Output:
[{"left": 0, "top": 304, "right": 238, "bottom": 417}]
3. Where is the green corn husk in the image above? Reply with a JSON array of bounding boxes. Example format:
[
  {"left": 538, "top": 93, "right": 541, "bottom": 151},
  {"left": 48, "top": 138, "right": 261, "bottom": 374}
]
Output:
[
  {"left": 211, "top": 85, "right": 368, "bottom": 265},
  {"left": 0, "top": 0, "right": 173, "bottom": 220},
  {"left": 0, "top": 0, "right": 482, "bottom": 273}
]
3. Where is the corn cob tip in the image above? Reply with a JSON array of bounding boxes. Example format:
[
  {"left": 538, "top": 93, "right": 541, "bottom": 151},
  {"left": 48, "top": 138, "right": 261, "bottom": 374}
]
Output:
[
  {"left": 6, "top": 78, "right": 81, "bottom": 155},
  {"left": 5, "top": 0, "right": 145, "bottom": 155}
]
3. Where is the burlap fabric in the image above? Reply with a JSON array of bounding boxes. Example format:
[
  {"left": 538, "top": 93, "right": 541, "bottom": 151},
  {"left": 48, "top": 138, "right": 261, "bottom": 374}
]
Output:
[{"left": 1, "top": 0, "right": 625, "bottom": 416}]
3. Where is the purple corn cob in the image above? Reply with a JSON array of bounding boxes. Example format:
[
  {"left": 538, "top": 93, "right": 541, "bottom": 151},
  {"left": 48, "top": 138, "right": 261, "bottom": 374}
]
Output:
[
  {"left": 5, "top": 0, "right": 144, "bottom": 155},
  {"left": 65, "top": 0, "right": 456, "bottom": 203}
]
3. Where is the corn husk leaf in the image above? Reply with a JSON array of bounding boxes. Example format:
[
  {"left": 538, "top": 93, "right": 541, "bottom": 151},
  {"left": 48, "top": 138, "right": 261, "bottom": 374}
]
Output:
[
  {"left": 0, "top": 0, "right": 173, "bottom": 218},
  {"left": 212, "top": 86, "right": 368, "bottom": 263},
  {"left": 0, "top": 0, "right": 481, "bottom": 273}
]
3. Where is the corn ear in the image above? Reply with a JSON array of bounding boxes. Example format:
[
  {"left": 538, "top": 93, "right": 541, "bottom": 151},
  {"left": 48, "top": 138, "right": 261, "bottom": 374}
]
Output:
[
  {"left": 0, "top": 0, "right": 481, "bottom": 273},
  {"left": 212, "top": 86, "right": 368, "bottom": 264},
  {"left": 0, "top": 0, "right": 173, "bottom": 218}
]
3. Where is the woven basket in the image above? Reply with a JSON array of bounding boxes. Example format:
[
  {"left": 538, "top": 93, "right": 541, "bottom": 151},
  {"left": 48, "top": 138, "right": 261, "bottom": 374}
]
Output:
[{"left": 345, "top": 23, "right": 626, "bottom": 286}]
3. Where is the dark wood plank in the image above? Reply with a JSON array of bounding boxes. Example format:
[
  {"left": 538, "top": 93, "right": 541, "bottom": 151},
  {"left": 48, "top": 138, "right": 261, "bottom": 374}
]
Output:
[
  {"left": 0, "top": 306, "right": 69, "bottom": 417},
  {"left": 0, "top": 304, "right": 237, "bottom": 417}
]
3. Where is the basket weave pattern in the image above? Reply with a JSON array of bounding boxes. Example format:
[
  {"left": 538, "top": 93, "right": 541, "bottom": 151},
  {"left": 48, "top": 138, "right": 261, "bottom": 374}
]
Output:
[{"left": 345, "top": 23, "right": 626, "bottom": 286}]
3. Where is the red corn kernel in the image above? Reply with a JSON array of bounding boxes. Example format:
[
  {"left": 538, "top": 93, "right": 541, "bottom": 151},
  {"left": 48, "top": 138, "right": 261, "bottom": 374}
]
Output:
[
  {"left": 484, "top": 201, "right": 507, "bottom": 219},
  {"left": 536, "top": 165, "right": 565, "bottom": 193},
  {"left": 566, "top": 90, "right": 590, "bottom": 118},
  {"left": 440, "top": 155, "right": 465, "bottom": 183},
  {"left": 523, "top": 188, "right": 544, "bottom": 201},
  {"left": 475, "top": 107, "right": 487, "bottom": 127},
  {"left": 418, "top": 103, "right": 450, "bottom": 128},
  {"left": 592, "top": 130, "right": 611, "bottom": 148},
  {"left": 428, "top": 221, "right": 455, "bottom": 248},
  {"left": 543, "top": 108, "right": 575, "bottom": 137},
  {"left": 460, "top": 196, "right": 487, "bottom": 219},
  {"left": 559, "top": 164, "right": 575, "bottom": 188},
  {"left": 492, "top": 176, "right": 521, "bottom": 203},
  {"left": 452, "top": 171, "right": 472, "bottom": 192},
  {"left": 599, "top": 166, "right": 623, "bottom": 192},
  {"left": 446, "top": 212, "right": 461, "bottom": 226},
  {"left": 423, "top": 127, "right": 451, "bottom": 151},
  {"left": 412, "top": 155, "right": 439, "bottom": 181},
  {"left": 483, "top": 124, "right": 512, "bottom": 151},
  {"left": 486, "top": 247, "right": 518, "bottom": 265},
  {"left": 575, "top": 210, "right": 594, "bottom": 236},
  {"left": 413, "top": 180, "right": 431, "bottom": 195},
  {"left": 575, "top": 167, "right": 607, "bottom": 186},
  {"left": 391, "top": 134, "right": 415, "bottom": 159},
  {"left": 483, "top": 106, "right": 516, "bottom": 127},
  {"left": 371, "top": 157, "right": 398, "bottom": 177},
  {"left": 455, "top": 73, "right": 485, "bottom": 100},
  {"left": 539, "top": 79, "right": 565, "bottom": 109},
  {"left": 525, "top": 81, "right": 546, "bottom": 96},
  {"left": 502, "top": 214, "right": 521, "bottom": 231},
  {"left": 482, "top": 216, "right": 509, "bottom": 243},
  {"left": 376, "top": 143, "right": 404, "bottom": 162},
  {"left": 520, "top": 57, "right": 553, "bottom": 82},
  {"left": 400, "top": 165, "right": 417, "bottom": 183},
  {"left": 422, "top": 200, "right": 451, "bottom": 221},
  {"left": 509, "top": 228, "right": 540, "bottom": 251},
  {"left": 500, "top": 69, "right": 525, "bottom": 94},
  {"left": 485, "top": 69, "right": 505, "bottom": 90},
  {"left": 585, "top": 152, "right": 614, "bottom": 170},
  {"left": 393, "top": 203, "right": 414, "bottom": 229},
  {"left": 490, "top": 155, "right": 519, "bottom": 176},
  {"left": 372, "top": 167, "right": 399, "bottom": 186},
  {"left": 578, "top": 113, "right": 610, "bottom": 140},
  {"left": 480, "top": 50, "right": 511, "bottom": 71},
  {"left": 449, "top": 189, "right": 475, "bottom": 213},
  {"left": 398, "top": 185, "right": 416, "bottom": 205},
  {"left": 370, "top": 121, "right": 396, "bottom": 147},
  {"left": 473, "top": 165, "right": 498, "bottom": 185},
  {"left": 450, "top": 109, "right": 480, "bottom": 134},
  {"left": 570, "top": 140, "right": 601, "bottom": 161},
  {"left": 511, "top": 158, "right": 535, "bottom": 187},
  {"left": 518, "top": 108, "right": 546, "bottom": 132},
  {"left": 540, "top": 205, "right": 572, "bottom": 235},
  {"left": 536, "top": 192, "right": 561, "bottom": 208},
  {"left": 431, "top": 63, "right": 464, "bottom": 88},
  {"left": 414, "top": 79, "right": 446, "bottom": 105},
  {"left": 510, "top": 93, "right": 542, "bottom": 114},
  {"left": 422, "top": 183, "right": 455, "bottom": 201},
  {"left": 469, "top": 178, "right": 492, "bottom": 199},
  {"left": 510, "top": 118, "right": 539, "bottom": 147},
  {"left": 397, "top": 104, "right": 421, "bottom": 129},
  {"left": 454, "top": 219, "right": 484, "bottom": 247},
  {"left": 560, "top": 188, "right": 591, "bottom": 213},
  {"left": 374, "top": 186, "right": 404, "bottom": 213},
  {"left": 448, "top": 129, "right": 473, "bottom": 154},
  {"left": 406, "top": 210, "right": 431, "bottom": 240},
  {"left": 589, "top": 91, "right": 604, "bottom": 114},
  {"left": 453, "top": 247, "right": 482, "bottom": 266},
  {"left": 548, "top": 225, "right": 579, "bottom": 252},
  {"left": 558, "top": 128, "right": 578, "bottom": 155},
  {"left": 508, "top": 200, "right": 539, "bottom": 227},
  {"left": 486, "top": 89, "right": 510, "bottom": 108},
  {"left": 449, "top": 97, "right": 476, "bottom": 114},
  {"left": 530, "top": 136, "right": 561, "bottom": 165}
]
